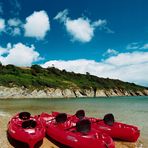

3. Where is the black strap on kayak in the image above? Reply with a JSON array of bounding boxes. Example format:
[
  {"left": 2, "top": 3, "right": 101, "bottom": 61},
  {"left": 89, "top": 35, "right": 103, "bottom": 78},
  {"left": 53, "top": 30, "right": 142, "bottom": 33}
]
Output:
[
  {"left": 22, "top": 120, "right": 37, "bottom": 129},
  {"left": 76, "top": 119, "right": 91, "bottom": 133},
  {"left": 75, "top": 110, "right": 85, "bottom": 120},
  {"left": 19, "top": 112, "right": 31, "bottom": 120},
  {"left": 55, "top": 113, "right": 67, "bottom": 123}
]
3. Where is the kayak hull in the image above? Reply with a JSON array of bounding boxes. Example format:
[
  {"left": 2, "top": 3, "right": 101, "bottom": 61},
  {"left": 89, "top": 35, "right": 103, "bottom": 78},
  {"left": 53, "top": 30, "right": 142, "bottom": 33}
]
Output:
[
  {"left": 7, "top": 113, "right": 45, "bottom": 148},
  {"left": 69, "top": 114, "right": 140, "bottom": 142},
  {"left": 40, "top": 112, "right": 115, "bottom": 148},
  {"left": 90, "top": 118, "right": 140, "bottom": 142}
]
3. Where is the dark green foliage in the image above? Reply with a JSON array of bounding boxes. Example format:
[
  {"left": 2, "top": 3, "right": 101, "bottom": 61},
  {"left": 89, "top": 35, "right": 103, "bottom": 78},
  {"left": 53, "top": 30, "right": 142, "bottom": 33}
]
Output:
[
  {"left": 1, "top": 64, "right": 21, "bottom": 75},
  {"left": 0, "top": 64, "right": 147, "bottom": 90}
]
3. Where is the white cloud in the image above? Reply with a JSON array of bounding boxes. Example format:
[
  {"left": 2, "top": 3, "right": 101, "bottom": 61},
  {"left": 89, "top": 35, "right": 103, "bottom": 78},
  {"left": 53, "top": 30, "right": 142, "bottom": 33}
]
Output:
[
  {"left": 126, "top": 42, "right": 140, "bottom": 50},
  {"left": 140, "top": 43, "right": 148, "bottom": 50},
  {"left": 0, "top": 46, "right": 9, "bottom": 56},
  {"left": 105, "top": 52, "right": 148, "bottom": 66},
  {"left": 126, "top": 42, "right": 148, "bottom": 50},
  {"left": 104, "top": 48, "right": 118, "bottom": 56},
  {"left": 0, "top": 18, "right": 5, "bottom": 32},
  {"left": 24, "top": 10, "right": 50, "bottom": 39},
  {"left": 65, "top": 18, "right": 95, "bottom": 42},
  {"left": 92, "top": 19, "right": 107, "bottom": 28},
  {"left": 42, "top": 51, "right": 148, "bottom": 86},
  {"left": 54, "top": 9, "right": 68, "bottom": 23},
  {"left": 0, "top": 43, "right": 41, "bottom": 66},
  {"left": 7, "top": 18, "right": 22, "bottom": 36},
  {"left": 8, "top": 18, "right": 22, "bottom": 27},
  {"left": 12, "top": 27, "right": 21, "bottom": 36},
  {"left": 7, "top": 43, "right": 12, "bottom": 49},
  {"left": 54, "top": 9, "right": 111, "bottom": 42}
]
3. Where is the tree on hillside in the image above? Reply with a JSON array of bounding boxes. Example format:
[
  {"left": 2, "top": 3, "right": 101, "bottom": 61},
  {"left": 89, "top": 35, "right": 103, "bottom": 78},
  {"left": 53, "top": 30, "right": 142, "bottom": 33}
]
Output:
[{"left": 31, "top": 65, "right": 43, "bottom": 73}]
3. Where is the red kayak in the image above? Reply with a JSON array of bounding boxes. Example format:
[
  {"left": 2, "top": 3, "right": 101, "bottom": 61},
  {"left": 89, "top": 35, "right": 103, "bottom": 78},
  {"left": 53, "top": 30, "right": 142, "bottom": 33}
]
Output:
[
  {"left": 68, "top": 110, "right": 140, "bottom": 142},
  {"left": 7, "top": 112, "right": 45, "bottom": 148},
  {"left": 40, "top": 112, "right": 115, "bottom": 148},
  {"left": 90, "top": 114, "right": 140, "bottom": 142}
]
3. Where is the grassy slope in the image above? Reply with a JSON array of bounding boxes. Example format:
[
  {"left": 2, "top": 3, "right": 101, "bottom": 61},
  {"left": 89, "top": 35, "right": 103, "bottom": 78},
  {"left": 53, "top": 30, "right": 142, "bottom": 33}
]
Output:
[{"left": 0, "top": 64, "right": 147, "bottom": 91}]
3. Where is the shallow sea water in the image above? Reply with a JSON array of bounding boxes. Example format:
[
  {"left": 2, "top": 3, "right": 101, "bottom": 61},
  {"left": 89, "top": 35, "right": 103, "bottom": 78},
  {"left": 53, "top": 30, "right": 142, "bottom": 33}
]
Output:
[{"left": 0, "top": 96, "right": 148, "bottom": 148}]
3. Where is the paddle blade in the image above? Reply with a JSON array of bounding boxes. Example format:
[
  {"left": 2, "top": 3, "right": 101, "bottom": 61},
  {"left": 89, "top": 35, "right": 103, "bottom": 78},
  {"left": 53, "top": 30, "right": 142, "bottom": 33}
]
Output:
[
  {"left": 76, "top": 119, "right": 91, "bottom": 133},
  {"left": 103, "top": 113, "right": 115, "bottom": 126},
  {"left": 75, "top": 110, "right": 85, "bottom": 120},
  {"left": 55, "top": 113, "right": 67, "bottom": 123}
]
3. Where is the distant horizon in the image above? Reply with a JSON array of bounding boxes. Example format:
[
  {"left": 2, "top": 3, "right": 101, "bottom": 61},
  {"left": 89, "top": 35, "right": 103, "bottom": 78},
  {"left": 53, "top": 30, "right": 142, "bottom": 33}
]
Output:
[{"left": 0, "top": 0, "right": 148, "bottom": 86}]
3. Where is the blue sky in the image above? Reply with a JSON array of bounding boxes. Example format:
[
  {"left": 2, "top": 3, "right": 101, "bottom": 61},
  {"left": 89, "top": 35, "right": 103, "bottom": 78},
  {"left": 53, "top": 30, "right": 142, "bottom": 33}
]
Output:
[{"left": 0, "top": 0, "right": 148, "bottom": 86}]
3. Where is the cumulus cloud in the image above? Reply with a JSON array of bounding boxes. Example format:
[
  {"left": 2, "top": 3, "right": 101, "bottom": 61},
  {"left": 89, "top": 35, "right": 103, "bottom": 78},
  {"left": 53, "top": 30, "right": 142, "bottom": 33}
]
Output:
[
  {"left": 0, "top": 43, "right": 41, "bottom": 66},
  {"left": 65, "top": 18, "right": 98, "bottom": 42},
  {"left": 24, "top": 10, "right": 50, "bottom": 39},
  {"left": 105, "top": 52, "right": 148, "bottom": 66},
  {"left": 42, "top": 51, "right": 148, "bottom": 86},
  {"left": 0, "top": 18, "right": 5, "bottom": 32},
  {"left": 7, "top": 18, "right": 22, "bottom": 36},
  {"left": 54, "top": 9, "right": 112, "bottom": 42}
]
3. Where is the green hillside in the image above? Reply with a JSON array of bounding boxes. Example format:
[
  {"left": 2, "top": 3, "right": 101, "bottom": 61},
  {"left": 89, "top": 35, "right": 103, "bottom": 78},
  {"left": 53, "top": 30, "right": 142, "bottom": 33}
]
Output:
[{"left": 0, "top": 64, "right": 147, "bottom": 91}]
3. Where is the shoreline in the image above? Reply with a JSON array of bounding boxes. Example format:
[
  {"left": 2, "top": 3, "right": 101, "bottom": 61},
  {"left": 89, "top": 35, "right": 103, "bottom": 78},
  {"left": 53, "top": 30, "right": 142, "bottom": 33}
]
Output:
[{"left": 0, "top": 95, "right": 148, "bottom": 100}]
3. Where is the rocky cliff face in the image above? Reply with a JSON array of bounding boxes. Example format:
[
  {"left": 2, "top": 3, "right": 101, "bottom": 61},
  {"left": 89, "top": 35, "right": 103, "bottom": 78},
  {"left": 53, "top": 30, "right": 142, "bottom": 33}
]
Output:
[{"left": 0, "top": 86, "right": 148, "bottom": 99}]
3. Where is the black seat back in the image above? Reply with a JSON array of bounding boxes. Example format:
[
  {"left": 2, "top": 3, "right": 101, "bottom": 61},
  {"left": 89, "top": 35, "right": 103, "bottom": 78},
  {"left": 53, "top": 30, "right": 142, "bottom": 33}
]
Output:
[
  {"left": 22, "top": 120, "right": 37, "bottom": 129},
  {"left": 19, "top": 112, "right": 31, "bottom": 120},
  {"left": 103, "top": 113, "right": 115, "bottom": 126},
  {"left": 55, "top": 113, "right": 67, "bottom": 123},
  {"left": 76, "top": 119, "right": 91, "bottom": 133},
  {"left": 75, "top": 110, "right": 85, "bottom": 120}
]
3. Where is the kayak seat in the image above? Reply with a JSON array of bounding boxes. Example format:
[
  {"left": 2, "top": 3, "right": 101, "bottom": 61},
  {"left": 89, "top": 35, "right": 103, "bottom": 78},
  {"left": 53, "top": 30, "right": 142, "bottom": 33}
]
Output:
[
  {"left": 22, "top": 120, "right": 37, "bottom": 129},
  {"left": 75, "top": 110, "right": 85, "bottom": 120},
  {"left": 55, "top": 113, "right": 67, "bottom": 123},
  {"left": 103, "top": 113, "right": 115, "bottom": 126},
  {"left": 19, "top": 112, "right": 31, "bottom": 120},
  {"left": 76, "top": 119, "right": 91, "bottom": 134}
]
